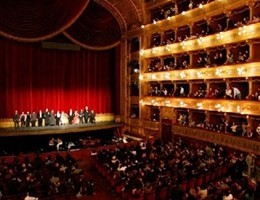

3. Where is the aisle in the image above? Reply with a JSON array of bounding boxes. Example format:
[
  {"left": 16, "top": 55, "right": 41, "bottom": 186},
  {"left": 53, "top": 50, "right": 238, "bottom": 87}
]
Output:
[{"left": 77, "top": 159, "right": 122, "bottom": 200}]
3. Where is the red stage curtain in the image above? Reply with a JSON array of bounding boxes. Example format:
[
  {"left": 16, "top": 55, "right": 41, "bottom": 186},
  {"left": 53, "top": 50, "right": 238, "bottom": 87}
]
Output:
[{"left": 0, "top": 37, "right": 119, "bottom": 118}]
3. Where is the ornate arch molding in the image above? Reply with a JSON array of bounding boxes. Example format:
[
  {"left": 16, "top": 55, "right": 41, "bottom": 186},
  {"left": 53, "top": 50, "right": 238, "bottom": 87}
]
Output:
[
  {"left": 94, "top": 0, "right": 127, "bottom": 32},
  {"left": 95, "top": 0, "right": 142, "bottom": 31},
  {"left": 63, "top": 0, "right": 122, "bottom": 51},
  {"left": 0, "top": 0, "right": 90, "bottom": 42}
]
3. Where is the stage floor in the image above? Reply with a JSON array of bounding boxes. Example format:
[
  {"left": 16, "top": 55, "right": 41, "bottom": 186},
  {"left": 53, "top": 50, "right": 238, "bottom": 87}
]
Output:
[{"left": 0, "top": 121, "right": 123, "bottom": 137}]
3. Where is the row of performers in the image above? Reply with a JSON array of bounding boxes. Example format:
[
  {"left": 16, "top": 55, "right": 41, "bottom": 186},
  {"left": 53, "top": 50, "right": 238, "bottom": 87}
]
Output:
[{"left": 13, "top": 107, "right": 96, "bottom": 128}]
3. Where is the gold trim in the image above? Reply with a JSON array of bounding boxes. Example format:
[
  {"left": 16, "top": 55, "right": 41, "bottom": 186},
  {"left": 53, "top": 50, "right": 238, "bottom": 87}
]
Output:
[
  {"left": 141, "top": 97, "right": 260, "bottom": 115},
  {"left": 141, "top": 62, "right": 260, "bottom": 81},
  {"left": 141, "top": 23, "right": 260, "bottom": 58}
]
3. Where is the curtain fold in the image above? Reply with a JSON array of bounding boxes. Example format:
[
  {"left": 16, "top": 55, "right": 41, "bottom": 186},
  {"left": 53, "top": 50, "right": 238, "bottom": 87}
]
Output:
[
  {"left": 0, "top": 37, "right": 118, "bottom": 118},
  {"left": 0, "top": 0, "right": 90, "bottom": 42}
]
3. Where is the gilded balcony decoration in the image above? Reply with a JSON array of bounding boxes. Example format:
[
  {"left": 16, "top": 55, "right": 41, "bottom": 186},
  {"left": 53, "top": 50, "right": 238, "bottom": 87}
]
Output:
[
  {"left": 127, "top": 0, "right": 250, "bottom": 38},
  {"left": 140, "top": 62, "right": 260, "bottom": 81},
  {"left": 140, "top": 97, "right": 260, "bottom": 116},
  {"left": 173, "top": 125, "right": 260, "bottom": 155},
  {"left": 143, "top": 119, "right": 160, "bottom": 130},
  {"left": 140, "top": 23, "right": 260, "bottom": 58}
]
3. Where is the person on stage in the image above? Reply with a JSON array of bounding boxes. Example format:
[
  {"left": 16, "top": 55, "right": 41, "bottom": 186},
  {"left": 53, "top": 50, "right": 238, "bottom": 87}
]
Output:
[
  {"left": 89, "top": 110, "right": 96, "bottom": 123},
  {"left": 49, "top": 110, "right": 56, "bottom": 126},
  {"left": 79, "top": 109, "right": 84, "bottom": 124},
  {"left": 56, "top": 110, "right": 61, "bottom": 125},
  {"left": 13, "top": 110, "right": 20, "bottom": 128},
  {"left": 25, "top": 111, "right": 31, "bottom": 127},
  {"left": 60, "top": 111, "right": 67, "bottom": 125},
  {"left": 38, "top": 110, "right": 43, "bottom": 127},
  {"left": 20, "top": 112, "right": 26, "bottom": 127},
  {"left": 31, "top": 112, "right": 37, "bottom": 127},
  {"left": 84, "top": 106, "right": 89, "bottom": 123},
  {"left": 44, "top": 108, "right": 50, "bottom": 126},
  {"left": 68, "top": 108, "right": 74, "bottom": 125},
  {"left": 73, "top": 110, "right": 80, "bottom": 125}
]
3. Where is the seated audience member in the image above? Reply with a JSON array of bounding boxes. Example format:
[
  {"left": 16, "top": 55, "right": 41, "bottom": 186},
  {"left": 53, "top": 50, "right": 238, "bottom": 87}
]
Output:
[
  {"left": 256, "top": 124, "right": 260, "bottom": 139},
  {"left": 197, "top": 184, "right": 208, "bottom": 200},
  {"left": 24, "top": 192, "right": 38, "bottom": 200},
  {"left": 247, "top": 130, "right": 254, "bottom": 138},
  {"left": 180, "top": 87, "right": 185, "bottom": 97},
  {"left": 49, "top": 138, "right": 56, "bottom": 151},
  {"left": 225, "top": 86, "right": 233, "bottom": 99},
  {"left": 233, "top": 86, "right": 242, "bottom": 99},
  {"left": 222, "top": 190, "right": 234, "bottom": 200},
  {"left": 238, "top": 52, "right": 245, "bottom": 63},
  {"left": 241, "top": 122, "right": 248, "bottom": 137},
  {"left": 13, "top": 110, "right": 20, "bottom": 128},
  {"left": 56, "top": 138, "right": 63, "bottom": 151},
  {"left": 230, "top": 122, "right": 238, "bottom": 135}
]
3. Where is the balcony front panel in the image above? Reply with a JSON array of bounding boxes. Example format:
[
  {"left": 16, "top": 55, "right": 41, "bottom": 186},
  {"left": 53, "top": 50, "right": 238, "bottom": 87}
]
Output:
[
  {"left": 141, "top": 97, "right": 260, "bottom": 115},
  {"left": 140, "top": 62, "right": 260, "bottom": 81},
  {"left": 173, "top": 125, "right": 260, "bottom": 155}
]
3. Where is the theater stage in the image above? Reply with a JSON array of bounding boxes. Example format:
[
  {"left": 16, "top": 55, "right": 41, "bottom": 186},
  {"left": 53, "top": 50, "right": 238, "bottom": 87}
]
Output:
[{"left": 0, "top": 121, "right": 124, "bottom": 137}]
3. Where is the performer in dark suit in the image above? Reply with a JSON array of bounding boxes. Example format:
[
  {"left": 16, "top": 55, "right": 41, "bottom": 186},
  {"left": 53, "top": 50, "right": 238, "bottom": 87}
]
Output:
[
  {"left": 13, "top": 110, "right": 20, "bottom": 128},
  {"left": 79, "top": 109, "right": 84, "bottom": 124},
  {"left": 89, "top": 110, "right": 96, "bottom": 123},
  {"left": 38, "top": 110, "right": 43, "bottom": 127},
  {"left": 84, "top": 106, "right": 89, "bottom": 123},
  {"left": 68, "top": 108, "right": 74, "bottom": 125},
  {"left": 25, "top": 111, "right": 31, "bottom": 127},
  {"left": 44, "top": 108, "right": 50, "bottom": 126},
  {"left": 56, "top": 111, "right": 61, "bottom": 125}
]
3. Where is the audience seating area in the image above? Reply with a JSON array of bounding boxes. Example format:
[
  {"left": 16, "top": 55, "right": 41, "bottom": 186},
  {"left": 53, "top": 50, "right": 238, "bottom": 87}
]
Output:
[{"left": 95, "top": 139, "right": 259, "bottom": 200}]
